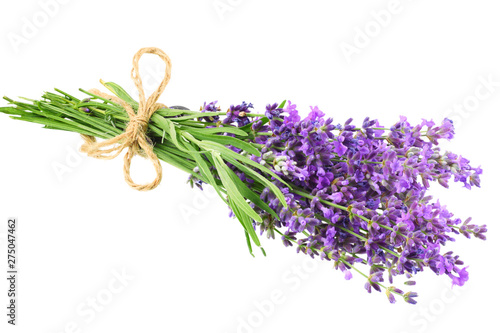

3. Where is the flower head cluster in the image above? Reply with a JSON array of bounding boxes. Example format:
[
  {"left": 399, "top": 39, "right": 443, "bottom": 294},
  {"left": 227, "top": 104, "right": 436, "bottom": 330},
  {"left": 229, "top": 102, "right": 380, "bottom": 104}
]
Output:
[
  {"left": 223, "top": 101, "right": 254, "bottom": 127},
  {"left": 193, "top": 100, "right": 486, "bottom": 304},
  {"left": 198, "top": 101, "right": 221, "bottom": 123}
]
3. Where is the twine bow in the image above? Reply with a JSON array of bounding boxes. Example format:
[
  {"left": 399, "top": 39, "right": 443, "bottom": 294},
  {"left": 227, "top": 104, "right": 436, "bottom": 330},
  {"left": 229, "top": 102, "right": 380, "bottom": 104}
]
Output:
[{"left": 80, "top": 47, "right": 172, "bottom": 191}]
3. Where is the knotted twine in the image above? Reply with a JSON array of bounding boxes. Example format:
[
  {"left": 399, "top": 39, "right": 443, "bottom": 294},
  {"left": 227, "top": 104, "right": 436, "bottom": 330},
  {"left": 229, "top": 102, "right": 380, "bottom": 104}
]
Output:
[{"left": 80, "top": 47, "right": 171, "bottom": 191}]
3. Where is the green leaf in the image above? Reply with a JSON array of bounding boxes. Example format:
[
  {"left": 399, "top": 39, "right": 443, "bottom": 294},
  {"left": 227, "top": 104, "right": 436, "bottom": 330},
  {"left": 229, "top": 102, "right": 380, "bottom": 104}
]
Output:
[
  {"left": 79, "top": 89, "right": 122, "bottom": 108},
  {"left": 152, "top": 115, "right": 188, "bottom": 153},
  {"left": 226, "top": 156, "right": 287, "bottom": 211},
  {"left": 53, "top": 88, "right": 80, "bottom": 102},
  {"left": 181, "top": 141, "right": 226, "bottom": 203},
  {"left": 244, "top": 231, "right": 255, "bottom": 258},
  {"left": 100, "top": 80, "right": 139, "bottom": 109},
  {"left": 278, "top": 99, "right": 287, "bottom": 109},
  {"left": 40, "top": 102, "right": 121, "bottom": 137},
  {"left": 228, "top": 196, "right": 261, "bottom": 248},
  {"left": 167, "top": 111, "right": 221, "bottom": 121},
  {"left": 225, "top": 164, "right": 280, "bottom": 221},
  {"left": 200, "top": 141, "right": 288, "bottom": 207},
  {"left": 212, "top": 153, "right": 262, "bottom": 223},
  {"left": 10, "top": 115, "right": 98, "bottom": 136},
  {"left": 186, "top": 126, "right": 248, "bottom": 137},
  {"left": 78, "top": 102, "right": 126, "bottom": 117},
  {"left": 0, "top": 106, "right": 30, "bottom": 116},
  {"left": 155, "top": 108, "right": 194, "bottom": 117},
  {"left": 190, "top": 132, "right": 261, "bottom": 156},
  {"left": 238, "top": 116, "right": 270, "bottom": 133},
  {"left": 153, "top": 148, "right": 197, "bottom": 175},
  {"left": 14, "top": 102, "right": 109, "bottom": 138}
]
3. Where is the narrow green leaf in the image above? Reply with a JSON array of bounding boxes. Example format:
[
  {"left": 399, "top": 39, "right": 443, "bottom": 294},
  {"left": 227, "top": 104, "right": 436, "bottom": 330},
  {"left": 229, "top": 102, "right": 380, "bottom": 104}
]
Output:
[
  {"left": 155, "top": 108, "right": 192, "bottom": 117},
  {"left": 187, "top": 126, "right": 248, "bottom": 137},
  {"left": 200, "top": 141, "right": 289, "bottom": 207},
  {"left": 100, "top": 80, "right": 139, "bottom": 109},
  {"left": 226, "top": 156, "right": 287, "bottom": 211},
  {"left": 155, "top": 116, "right": 186, "bottom": 152},
  {"left": 10, "top": 115, "right": 99, "bottom": 137},
  {"left": 0, "top": 106, "right": 30, "bottom": 116},
  {"left": 79, "top": 88, "right": 122, "bottom": 108},
  {"left": 229, "top": 196, "right": 261, "bottom": 248},
  {"left": 12, "top": 102, "right": 110, "bottom": 138},
  {"left": 244, "top": 231, "right": 255, "bottom": 257},
  {"left": 153, "top": 148, "right": 197, "bottom": 175},
  {"left": 213, "top": 153, "right": 262, "bottom": 223},
  {"left": 225, "top": 165, "right": 280, "bottom": 221},
  {"left": 44, "top": 103, "right": 121, "bottom": 136},
  {"left": 53, "top": 88, "right": 80, "bottom": 102},
  {"left": 237, "top": 116, "right": 269, "bottom": 133},
  {"left": 181, "top": 141, "right": 226, "bottom": 203},
  {"left": 167, "top": 111, "right": 221, "bottom": 121},
  {"left": 190, "top": 132, "right": 261, "bottom": 156}
]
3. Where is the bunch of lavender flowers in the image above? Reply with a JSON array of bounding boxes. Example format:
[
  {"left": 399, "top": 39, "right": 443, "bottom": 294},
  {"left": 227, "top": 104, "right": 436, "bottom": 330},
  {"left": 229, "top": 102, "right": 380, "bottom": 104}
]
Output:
[
  {"left": 0, "top": 82, "right": 486, "bottom": 304},
  {"left": 192, "top": 100, "right": 485, "bottom": 304}
]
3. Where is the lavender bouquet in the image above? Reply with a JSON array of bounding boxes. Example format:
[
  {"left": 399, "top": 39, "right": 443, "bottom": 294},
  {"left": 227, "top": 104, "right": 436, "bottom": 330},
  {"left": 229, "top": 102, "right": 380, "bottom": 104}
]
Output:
[{"left": 0, "top": 48, "right": 486, "bottom": 304}]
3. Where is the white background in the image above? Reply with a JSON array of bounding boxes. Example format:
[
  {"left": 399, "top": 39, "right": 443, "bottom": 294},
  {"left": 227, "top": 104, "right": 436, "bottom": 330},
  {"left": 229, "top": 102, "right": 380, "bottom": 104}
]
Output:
[{"left": 0, "top": 1, "right": 499, "bottom": 332}]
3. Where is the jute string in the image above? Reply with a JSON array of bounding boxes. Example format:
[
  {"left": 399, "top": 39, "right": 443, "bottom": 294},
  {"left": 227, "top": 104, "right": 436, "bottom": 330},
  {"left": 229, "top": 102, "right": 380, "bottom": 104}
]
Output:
[{"left": 80, "top": 47, "right": 172, "bottom": 191}]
